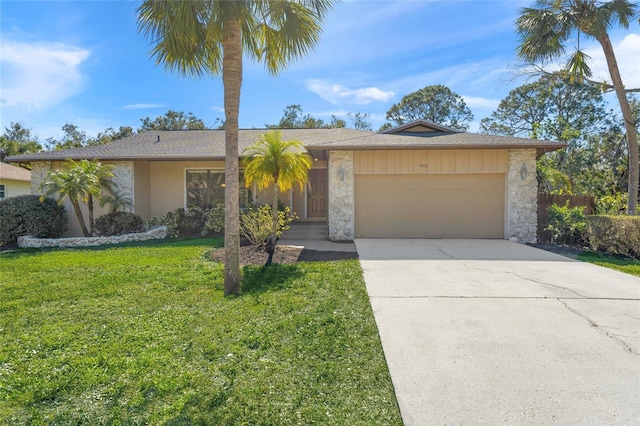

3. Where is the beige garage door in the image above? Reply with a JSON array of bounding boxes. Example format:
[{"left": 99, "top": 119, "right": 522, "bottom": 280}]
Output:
[{"left": 355, "top": 174, "right": 505, "bottom": 238}]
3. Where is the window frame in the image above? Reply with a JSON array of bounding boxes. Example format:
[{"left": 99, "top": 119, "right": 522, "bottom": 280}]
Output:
[{"left": 184, "top": 168, "right": 252, "bottom": 209}]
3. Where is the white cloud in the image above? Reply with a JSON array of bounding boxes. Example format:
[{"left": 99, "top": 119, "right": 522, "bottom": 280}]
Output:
[
  {"left": 305, "top": 79, "right": 394, "bottom": 105},
  {"left": 211, "top": 106, "right": 225, "bottom": 113},
  {"left": 0, "top": 38, "right": 90, "bottom": 109},
  {"left": 123, "top": 103, "right": 164, "bottom": 110},
  {"left": 583, "top": 33, "right": 640, "bottom": 90},
  {"left": 462, "top": 96, "right": 500, "bottom": 110}
]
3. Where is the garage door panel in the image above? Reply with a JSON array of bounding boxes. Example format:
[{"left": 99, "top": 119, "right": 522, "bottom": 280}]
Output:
[{"left": 355, "top": 174, "right": 505, "bottom": 238}]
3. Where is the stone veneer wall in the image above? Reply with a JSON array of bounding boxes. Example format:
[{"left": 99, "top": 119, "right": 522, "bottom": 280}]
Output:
[
  {"left": 328, "top": 150, "right": 354, "bottom": 241},
  {"left": 18, "top": 226, "right": 168, "bottom": 248},
  {"left": 507, "top": 149, "right": 538, "bottom": 243},
  {"left": 110, "top": 161, "right": 134, "bottom": 207},
  {"left": 30, "top": 162, "right": 53, "bottom": 194}
]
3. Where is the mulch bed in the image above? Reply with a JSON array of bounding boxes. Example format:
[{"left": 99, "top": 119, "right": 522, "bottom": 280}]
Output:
[{"left": 209, "top": 244, "right": 358, "bottom": 266}]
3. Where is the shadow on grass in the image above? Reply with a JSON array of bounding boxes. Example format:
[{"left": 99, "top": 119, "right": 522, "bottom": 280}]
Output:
[{"left": 241, "top": 263, "right": 304, "bottom": 295}]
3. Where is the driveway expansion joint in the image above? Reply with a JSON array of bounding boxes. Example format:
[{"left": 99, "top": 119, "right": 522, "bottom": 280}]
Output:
[{"left": 458, "top": 261, "right": 589, "bottom": 299}]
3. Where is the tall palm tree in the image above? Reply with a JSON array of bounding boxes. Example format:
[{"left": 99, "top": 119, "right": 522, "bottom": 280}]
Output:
[
  {"left": 516, "top": 0, "right": 639, "bottom": 215},
  {"left": 39, "top": 160, "right": 103, "bottom": 237},
  {"left": 243, "top": 130, "right": 312, "bottom": 264},
  {"left": 137, "top": 0, "right": 334, "bottom": 295}
]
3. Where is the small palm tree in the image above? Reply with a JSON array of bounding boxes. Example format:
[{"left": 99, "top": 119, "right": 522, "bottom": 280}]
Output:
[
  {"left": 82, "top": 160, "right": 115, "bottom": 232},
  {"left": 516, "top": 0, "right": 639, "bottom": 214},
  {"left": 243, "top": 130, "right": 312, "bottom": 265},
  {"left": 99, "top": 188, "right": 133, "bottom": 213},
  {"left": 40, "top": 159, "right": 108, "bottom": 237}
]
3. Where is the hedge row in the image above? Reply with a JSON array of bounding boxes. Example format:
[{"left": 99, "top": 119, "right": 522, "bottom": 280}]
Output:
[{"left": 586, "top": 215, "right": 640, "bottom": 260}]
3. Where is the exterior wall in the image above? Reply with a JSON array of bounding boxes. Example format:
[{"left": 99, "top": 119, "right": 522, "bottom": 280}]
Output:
[
  {"left": 354, "top": 149, "right": 508, "bottom": 174},
  {"left": 0, "top": 179, "right": 31, "bottom": 199},
  {"left": 507, "top": 149, "right": 538, "bottom": 243},
  {"left": 134, "top": 160, "right": 151, "bottom": 219},
  {"left": 328, "top": 150, "right": 354, "bottom": 241},
  {"left": 148, "top": 160, "right": 225, "bottom": 217}
]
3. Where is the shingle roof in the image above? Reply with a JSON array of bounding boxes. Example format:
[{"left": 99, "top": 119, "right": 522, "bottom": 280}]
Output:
[
  {"left": 0, "top": 162, "right": 32, "bottom": 181},
  {"left": 6, "top": 127, "right": 565, "bottom": 162}
]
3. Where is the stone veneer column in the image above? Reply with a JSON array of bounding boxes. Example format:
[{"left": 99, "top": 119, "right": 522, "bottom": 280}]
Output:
[
  {"left": 110, "top": 161, "right": 134, "bottom": 206},
  {"left": 328, "top": 150, "right": 354, "bottom": 241},
  {"left": 507, "top": 149, "right": 537, "bottom": 243},
  {"left": 30, "top": 162, "right": 53, "bottom": 194}
]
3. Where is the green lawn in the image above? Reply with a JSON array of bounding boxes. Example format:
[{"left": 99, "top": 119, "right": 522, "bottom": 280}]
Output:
[
  {"left": 578, "top": 251, "right": 640, "bottom": 277},
  {"left": 0, "top": 239, "right": 401, "bottom": 425}
]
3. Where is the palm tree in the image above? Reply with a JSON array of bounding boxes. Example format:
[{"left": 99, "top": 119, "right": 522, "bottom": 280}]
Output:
[
  {"left": 243, "top": 130, "right": 312, "bottom": 265},
  {"left": 39, "top": 160, "right": 103, "bottom": 237},
  {"left": 99, "top": 188, "right": 133, "bottom": 213},
  {"left": 516, "top": 0, "right": 639, "bottom": 215},
  {"left": 83, "top": 160, "right": 115, "bottom": 232},
  {"left": 137, "top": 0, "right": 334, "bottom": 295}
]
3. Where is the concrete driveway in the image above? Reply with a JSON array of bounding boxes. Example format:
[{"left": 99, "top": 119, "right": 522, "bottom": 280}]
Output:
[{"left": 355, "top": 239, "right": 640, "bottom": 425}]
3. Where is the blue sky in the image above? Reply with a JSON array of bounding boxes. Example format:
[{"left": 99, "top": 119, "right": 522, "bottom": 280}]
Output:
[{"left": 1, "top": 0, "right": 638, "bottom": 142}]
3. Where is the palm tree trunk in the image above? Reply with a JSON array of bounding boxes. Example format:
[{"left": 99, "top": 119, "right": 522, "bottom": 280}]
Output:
[
  {"left": 223, "top": 19, "right": 242, "bottom": 295},
  {"left": 263, "top": 181, "right": 279, "bottom": 267},
  {"left": 88, "top": 195, "right": 95, "bottom": 234},
  {"left": 71, "top": 199, "right": 90, "bottom": 237},
  {"left": 272, "top": 181, "right": 279, "bottom": 238},
  {"left": 597, "top": 33, "right": 639, "bottom": 215}
]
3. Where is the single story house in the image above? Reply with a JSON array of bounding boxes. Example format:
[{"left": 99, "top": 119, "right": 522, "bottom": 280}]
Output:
[
  {"left": 0, "top": 162, "right": 32, "bottom": 201},
  {"left": 7, "top": 120, "right": 564, "bottom": 242}
]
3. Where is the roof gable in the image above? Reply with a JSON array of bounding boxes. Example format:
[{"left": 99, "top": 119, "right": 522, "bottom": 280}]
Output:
[{"left": 382, "top": 120, "right": 459, "bottom": 135}]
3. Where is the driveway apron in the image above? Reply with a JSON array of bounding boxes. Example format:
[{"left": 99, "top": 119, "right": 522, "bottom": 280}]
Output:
[{"left": 356, "top": 239, "right": 640, "bottom": 425}]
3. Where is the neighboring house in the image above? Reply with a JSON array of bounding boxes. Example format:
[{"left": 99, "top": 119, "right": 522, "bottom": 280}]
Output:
[
  {"left": 7, "top": 120, "right": 564, "bottom": 242},
  {"left": 0, "top": 162, "right": 32, "bottom": 201}
]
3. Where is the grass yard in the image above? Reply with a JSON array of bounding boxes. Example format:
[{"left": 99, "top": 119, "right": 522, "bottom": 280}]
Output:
[
  {"left": 578, "top": 251, "right": 640, "bottom": 277},
  {"left": 0, "top": 239, "right": 401, "bottom": 425}
]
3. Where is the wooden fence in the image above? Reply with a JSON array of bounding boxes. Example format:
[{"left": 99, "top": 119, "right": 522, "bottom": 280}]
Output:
[{"left": 537, "top": 194, "right": 595, "bottom": 242}]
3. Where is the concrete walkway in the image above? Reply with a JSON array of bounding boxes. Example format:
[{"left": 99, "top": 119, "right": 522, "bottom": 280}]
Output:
[{"left": 356, "top": 239, "right": 640, "bottom": 425}]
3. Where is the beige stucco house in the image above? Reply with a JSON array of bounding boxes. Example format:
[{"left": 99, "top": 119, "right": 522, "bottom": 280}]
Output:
[
  {"left": 7, "top": 121, "right": 564, "bottom": 242},
  {"left": 0, "top": 162, "right": 32, "bottom": 201}
]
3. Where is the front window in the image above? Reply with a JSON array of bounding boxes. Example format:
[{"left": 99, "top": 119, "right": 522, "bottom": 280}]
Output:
[
  {"left": 0, "top": 184, "right": 5, "bottom": 200},
  {"left": 186, "top": 170, "right": 251, "bottom": 208}
]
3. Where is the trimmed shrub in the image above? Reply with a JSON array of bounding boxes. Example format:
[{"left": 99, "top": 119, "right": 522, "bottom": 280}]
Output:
[
  {"left": 145, "top": 206, "right": 210, "bottom": 238},
  {"left": 586, "top": 215, "right": 640, "bottom": 260},
  {"left": 0, "top": 195, "right": 68, "bottom": 246},
  {"left": 202, "top": 203, "right": 225, "bottom": 236},
  {"left": 545, "top": 202, "right": 586, "bottom": 246},
  {"left": 240, "top": 204, "right": 296, "bottom": 246},
  {"left": 93, "top": 212, "right": 145, "bottom": 236}
]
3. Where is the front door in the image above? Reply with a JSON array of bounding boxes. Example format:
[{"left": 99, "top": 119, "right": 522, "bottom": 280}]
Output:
[{"left": 308, "top": 169, "right": 327, "bottom": 217}]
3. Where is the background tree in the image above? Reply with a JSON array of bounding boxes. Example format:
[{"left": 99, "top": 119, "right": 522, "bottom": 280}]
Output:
[
  {"left": 481, "top": 72, "right": 626, "bottom": 197},
  {"left": 385, "top": 84, "right": 473, "bottom": 131},
  {"left": 87, "top": 126, "right": 135, "bottom": 146},
  {"left": 139, "top": 110, "right": 206, "bottom": 131},
  {"left": 0, "top": 122, "right": 43, "bottom": 160},
  {"left": 348, "top": 112, "right": 372, "bottom": 131},
  {"left": 137, "top": 0, "right": 334, "bottom": 295},
  {"left": 243, "top": 130, "right": 311, "bottom": 266},
  {"left": 516, "top": 0, "right": 639, "bottom": 214},
  {"left": 46, "top": 123, "right": 88, "bottom": 151},
  {"left": 266, "top": 104, "right": 346, "bottom": 129}
]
